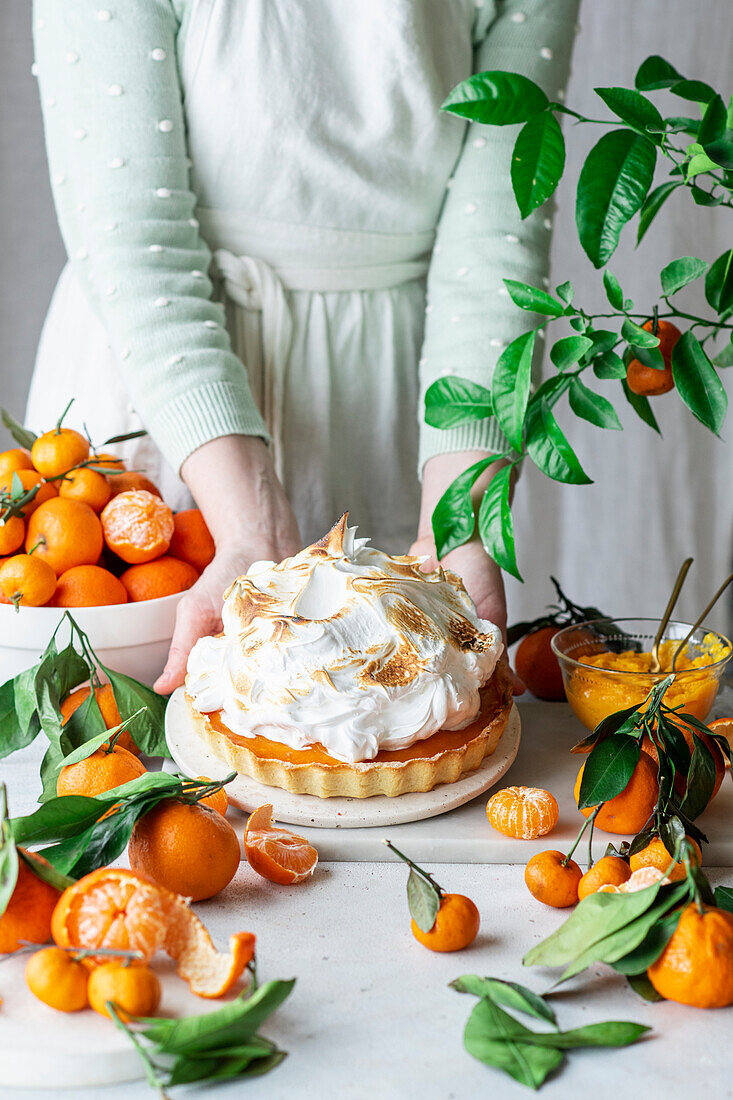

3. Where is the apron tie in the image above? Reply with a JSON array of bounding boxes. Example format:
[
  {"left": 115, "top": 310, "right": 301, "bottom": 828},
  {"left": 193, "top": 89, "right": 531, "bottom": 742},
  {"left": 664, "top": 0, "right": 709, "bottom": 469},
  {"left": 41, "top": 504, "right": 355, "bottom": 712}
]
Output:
[{"left": 212, "top": 249, "right": 293, "bottom": 480}]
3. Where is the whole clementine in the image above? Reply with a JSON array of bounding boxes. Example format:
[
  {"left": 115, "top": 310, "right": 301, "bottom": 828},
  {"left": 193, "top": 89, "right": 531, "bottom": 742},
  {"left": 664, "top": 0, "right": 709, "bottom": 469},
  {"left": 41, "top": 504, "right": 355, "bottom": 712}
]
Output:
[
  {"left": 0, "top": 856, "right": 61, "bottom": 953},
  {"left": 647, "top": 903, "right": 733, "bottom": 1007},
  {"left": 128, "top": 800, "right": 241, "bottom": 901},
  {"left": 31, "top": 427, "right": 90, "bottom": 478},
  {"left": 25, "top": 947, "right": 89, "bottom": 1012},
  {"left": 629, "top": 835, "right": 702, "bottom": 882},
  {"left": 51, "top": 564, "right": 128, "bottom": 607},
  {"left": 525, "top": 850, "right": 582, "bottom": 907},
  {"left": 168, "top": 509, "right": 215, "bottom": 573},
  {"left": 106, "top": 471, "right": 161, "bottom": 498},
  {"left": 56, "top": 744, "right": 146, "bottom": 798},
  {"left": 577, "top": 855, "right": 631, "bottom": 900},
  {"left": 101, "top": 490, "right": 174, "bottom": 564},
  {"left": 0, "top": 468, "right": 57, "bottom": 516},
  {"left": 88, "top": 961, "right": 161, "bottom": 1020},
  {"left": 60, "top": 683, "right": 139, "bottom": 756},
  {"left": 26, "top": 497, "right": 103, "bottom": 575},
  {"left": 514, "top": 627, "right": 565, "bottom": 701},
  {"left": 0, "top": 553, "right": 56, "bottom": 606},
  {"left": 0, "top": 514, "right": 25, "bottom": 556},
  {"left": 59, "top": 467, "right": 111, "bottom": 513},
  {"left": 196, "top": 778, "right": 229, "bottom": 817},
  {"left": 626, "top": 320, "right": 680, "bottom": 396},
  {"left": 0, "top": 448, "right": 33, "bottom": 479},
  {"left": 410, "top": 893, "right": 480, "bottom": 952},
  {"left": 120, "top": 556, "right": 198, "bottom": 602},
  {"left": 486, "top": 786, "right": 559, "bottom": 840},
  {"left": 574, "top": 752, "right": 658, "bottom": 834}
]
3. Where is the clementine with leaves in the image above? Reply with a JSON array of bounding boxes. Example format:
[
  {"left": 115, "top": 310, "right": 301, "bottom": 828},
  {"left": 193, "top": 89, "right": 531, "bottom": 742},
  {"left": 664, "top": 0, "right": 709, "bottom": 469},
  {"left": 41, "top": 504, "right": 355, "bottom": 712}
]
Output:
[
  {"left": 56, "top": 744, "right": 147, "bottom": 798},
  {"left": 574, "top": 752, "right": 658, "bottom": 834},
  {"left": 626, "top": 320, "right": 680, "bottom": 396},
  {"left": 577, "top": 855, "right": 631, "bottom": 900},
  {"left": 647, "top": 903, "right": 733, "bottom": 1008},
  {"left": 0, "top": 468, "right": 57, "bottom": 516},
  {"left": 524, "top": 850, "right": 582, "bottom": 908},
  {"left": 60, "top": 683, "right": 139, "bottom": 756},
  {"left": 25, "top": 497, "right": 103, "bottom": 575},
  {"left": 486, "top": 786, "right": 559, "bottom": 839},
  {"left": 629, "top": 836, "right": 701, "bottom": 882},
  {"left": 196, "top": 777, "right": 229, "bottom": 816},
  {"left": 0, "top": 553, "right": 56, "bottom": 607},
  {"left": 386, "top": 840, "right": 479, "bottom": 952}
]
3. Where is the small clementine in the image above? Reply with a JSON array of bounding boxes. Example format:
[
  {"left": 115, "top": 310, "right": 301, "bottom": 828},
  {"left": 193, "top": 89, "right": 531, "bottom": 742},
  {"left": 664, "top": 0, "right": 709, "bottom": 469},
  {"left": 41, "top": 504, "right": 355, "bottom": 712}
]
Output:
[{"left": 525, "top": 850, "right": 582, "bottom": 907}]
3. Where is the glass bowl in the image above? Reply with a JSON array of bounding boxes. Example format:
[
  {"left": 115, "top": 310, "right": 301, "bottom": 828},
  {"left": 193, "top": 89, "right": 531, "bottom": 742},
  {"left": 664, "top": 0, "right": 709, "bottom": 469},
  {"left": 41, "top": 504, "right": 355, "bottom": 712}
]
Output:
[{"left": 551, "top": 617, "right": 732, "bottom": 731}]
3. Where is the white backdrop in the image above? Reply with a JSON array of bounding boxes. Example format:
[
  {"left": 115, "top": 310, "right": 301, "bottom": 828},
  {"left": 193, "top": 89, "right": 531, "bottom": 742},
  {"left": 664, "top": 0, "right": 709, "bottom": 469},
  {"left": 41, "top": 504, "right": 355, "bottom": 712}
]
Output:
[{"left": 1, "top": 0, "right": 731, "bottom": 634}]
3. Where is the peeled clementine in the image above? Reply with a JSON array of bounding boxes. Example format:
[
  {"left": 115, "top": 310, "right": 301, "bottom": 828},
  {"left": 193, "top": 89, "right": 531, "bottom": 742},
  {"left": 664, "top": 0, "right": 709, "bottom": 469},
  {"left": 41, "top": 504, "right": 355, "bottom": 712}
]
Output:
[
  {"left": 101, "top": 490, "right": 174, "bottom": 564},
  {"left": 244, "top": 804, "right": 318, "bottom": 885}
]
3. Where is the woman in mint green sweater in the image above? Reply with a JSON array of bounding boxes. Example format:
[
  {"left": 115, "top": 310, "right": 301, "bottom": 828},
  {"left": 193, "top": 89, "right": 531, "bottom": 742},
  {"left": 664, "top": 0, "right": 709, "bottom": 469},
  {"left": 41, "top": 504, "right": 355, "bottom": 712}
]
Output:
[{"left": 30, "top": 0, "right": 578, "bottom": 690}]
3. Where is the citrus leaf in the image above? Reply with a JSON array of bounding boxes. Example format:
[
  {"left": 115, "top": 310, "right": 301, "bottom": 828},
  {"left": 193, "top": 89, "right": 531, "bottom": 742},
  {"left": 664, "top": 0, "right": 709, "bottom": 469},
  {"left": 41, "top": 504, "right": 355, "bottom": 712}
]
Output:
[
  {"left": 577, "top": 734, "right": 640, "bottom": 809},
  {"left": 431, "top": 455, "right": 504, "bottom": 560},
  {"left": 556, "top": 280, "right": 574, "bottom": 305},
  {"left": 704, "top": 131, "right": 733, "bottom": 169},
  {"left": 550, "top": 336, "right": 593, "bottom": 372},
  {"left": 593, "top": 350, "right": 626, "bottom": 379},
  {"left": 464, "top": 1000, "right": 564, "bottom": 1090},
  {"left": 621, "top": 319, "right": 660, "bottom": 348},
  {"left": 659, "top": 256, "right": 708, "bottom": 296},
  {"left": 407, "top": 868, "right": 440, "bottom": 933},
  {"left": 603, "top": 270, "right": 624, "bottom": 310},
  {"left": 451, "top": 975, "right": 557, "bottom": 1025},
  {"left": 671, "top": 79, "right": 716, "bottom": 104},
  {"left": 595, "top": 88, "right": 664, "bottom": 140},
  {"left": 610, "top": 908, "right": 682, "bottom": 975},
  {"left": 100, "top": 667, "right": 170, "bottom": 757},
  {"left": 714, "top": 886, "right": 733, "bottom": 914},
  {"left": 491, "top": 330, "right": 535, "bottom": 450},
  {"left": 678, "top": 733, "right": 717, "bottom": 819},
  {"left": 477, "top": 465, "right": 521, "bottom": 581},
  {"left": 704, "top": 249, "right": 733, "bottom": 315},
  {"left": 511, "top": 111, "right": 565, "bottom": 218},
  {"left": 586, "top": 329, "right": 619, "bottom": 358},
  {"left": 621, "top": 380, "right": 661, "bottom": 434},
  {"left": 0, "top": 408, "right": 37, "bottom": 450},
  {"left": 713, "top": 340, "right": 733, "bottom": 368},
  {"left": 627, "top": 973, "right": 665, "bottom": 1002},
  {"left": 637, "top": 181, "right": 680, "bottom": 244},
  {"left": 525, "top": 399, "right": 592, "bottom": 485},
  {"left": 635, "top": 56, "right": 684, "bottom": 91},
  {"left": 503, "top": 279, "right": 566, "bottom": 317},
  {"left": 671, "top": 331, "right": 727, "bottom": 434},
  {"left": 698, "top": 94, "right": 727, "bottom": 146},
  {"left": 568, "top": 378, "right": 622, "bottom": 430},
  {"left": 425, "top": 377, "right": 493, "bottom": 429},
  {"left": 17, "top": 847, "right": 75, "bottom": 893},
  {"left": 576, "top": 130, "right": 656, "bottom": 268},
  {"left": 441, "top": 70, "right": 548, "bottom": 125}
]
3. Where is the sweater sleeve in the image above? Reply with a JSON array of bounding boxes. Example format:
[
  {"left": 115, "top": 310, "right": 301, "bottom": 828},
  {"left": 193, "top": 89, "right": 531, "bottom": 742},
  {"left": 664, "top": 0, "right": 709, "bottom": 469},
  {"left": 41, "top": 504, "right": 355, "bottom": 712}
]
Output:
[
  {"left": 33, "top": 0, "right": 268, "bottom": 473},
  {"left": 418, "top": 0, "right": 580, "bottom": 473}
]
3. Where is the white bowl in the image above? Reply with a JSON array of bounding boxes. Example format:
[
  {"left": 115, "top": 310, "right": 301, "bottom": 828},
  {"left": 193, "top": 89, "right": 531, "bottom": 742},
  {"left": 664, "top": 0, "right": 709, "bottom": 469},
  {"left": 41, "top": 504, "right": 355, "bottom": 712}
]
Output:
[{"left": 0, "top": 593, "right": 183, "bottom": 686}]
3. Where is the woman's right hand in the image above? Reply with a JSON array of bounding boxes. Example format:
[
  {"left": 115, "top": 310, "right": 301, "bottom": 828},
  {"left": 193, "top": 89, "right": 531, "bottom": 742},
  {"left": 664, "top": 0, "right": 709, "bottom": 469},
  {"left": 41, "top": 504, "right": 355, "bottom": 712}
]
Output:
[{"left": 153, "top": 435, "right": 301, "bottom": 694}]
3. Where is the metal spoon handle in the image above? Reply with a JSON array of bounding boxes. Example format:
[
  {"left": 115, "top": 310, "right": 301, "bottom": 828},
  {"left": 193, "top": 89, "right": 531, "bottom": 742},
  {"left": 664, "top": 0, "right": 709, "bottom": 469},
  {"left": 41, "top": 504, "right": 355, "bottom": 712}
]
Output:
[
  {"left": 671, "top": 571, "right": 733, "bottom": 672},
  {"left": 650, "top": 557, "right": 694, "bottom": 673}
]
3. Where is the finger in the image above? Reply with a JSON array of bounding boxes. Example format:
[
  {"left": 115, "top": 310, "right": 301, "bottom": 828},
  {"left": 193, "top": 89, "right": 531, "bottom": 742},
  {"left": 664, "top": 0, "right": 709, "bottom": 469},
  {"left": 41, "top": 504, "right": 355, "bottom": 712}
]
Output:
[
  {"left": 408, "top": 537, "right": 437, "bottom": 572},
  {"left": 154, "top": 593, "right": 212, "bottom": 695}
]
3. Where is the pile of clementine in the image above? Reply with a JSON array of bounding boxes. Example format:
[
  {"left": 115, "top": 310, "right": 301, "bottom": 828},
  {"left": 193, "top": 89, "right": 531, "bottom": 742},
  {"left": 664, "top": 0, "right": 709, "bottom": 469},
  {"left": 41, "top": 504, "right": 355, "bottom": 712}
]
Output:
[{"left": 0, "top": 418, "right": 215, "bottom": 607}]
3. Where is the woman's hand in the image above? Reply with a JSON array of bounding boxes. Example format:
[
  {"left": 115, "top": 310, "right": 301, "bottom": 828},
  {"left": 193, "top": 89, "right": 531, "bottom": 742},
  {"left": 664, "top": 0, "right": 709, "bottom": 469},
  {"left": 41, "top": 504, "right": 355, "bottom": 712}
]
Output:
[
  {"left": 154, "top": 435, "right": 301, "bottom": 694},
  {"left": 412, "top": 451, "right": 524, "bottom": 694}
]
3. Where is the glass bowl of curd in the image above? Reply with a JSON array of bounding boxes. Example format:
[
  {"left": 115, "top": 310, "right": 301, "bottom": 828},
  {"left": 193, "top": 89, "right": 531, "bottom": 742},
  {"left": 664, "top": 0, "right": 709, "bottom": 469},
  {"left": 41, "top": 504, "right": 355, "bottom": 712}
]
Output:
[{"left": 551, "top": 618, "right": 731, "bottom": 731}]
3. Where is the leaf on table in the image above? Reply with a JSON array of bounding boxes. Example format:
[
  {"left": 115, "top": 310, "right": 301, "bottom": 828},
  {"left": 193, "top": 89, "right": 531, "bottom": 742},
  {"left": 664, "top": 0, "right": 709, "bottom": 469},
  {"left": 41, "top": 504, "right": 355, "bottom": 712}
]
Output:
[
  {"left": 450, "top": 975, "right": 557, "bottom": 1025},
  {"left": 464, "top": 999, "right": 564, "bottom": 1090},
  {"left": 627, "top": 973, "right": 665, "bottom": 1002}
]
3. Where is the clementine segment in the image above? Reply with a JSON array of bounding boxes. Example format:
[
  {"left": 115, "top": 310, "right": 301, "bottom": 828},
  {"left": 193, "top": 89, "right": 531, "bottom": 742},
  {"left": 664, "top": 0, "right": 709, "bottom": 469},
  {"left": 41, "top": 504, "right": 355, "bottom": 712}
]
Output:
[
  {"left": 59, "top": 467, "right": 112, "bottom": 513},
  {"left": 514, "top": 626, "right": 565, "bottom": 700},
  {"left": 51, "top": 564, "right": 128, "bottom": 607},
  {"left": 56, "top": 744, "right": 146, "bottom": 798},
  {"left": 101, "top": 490, "right": 174, "bottom": 564},
  {"left": 0, "top": 553, "right": 56, "bottom": 607},
  {"left": 574, "top": 752, "right": 658, "bottom": 834},
  {"left": 128, "top": 800, "right": 241, "bottom": 901},
  {"left": 169, "top": 509, "right": 215, "bottom": 573},
  {"left": 524, "top": 850, "right": 582, "bottom": 907},
  {"left": 244, "top": 804, "right": 318, "bottom": 885},
  {"left": 120, "top": 555, "right": 198, "bottom": 601},
  {"left": 0, "top": 857, "right": 61, "bottom": 953},
  {"left": 411, "top": 894, "right": 480, "bottom": 952},
  {"left": 26, "top": 497, "right": 103, "bottom": 575},
  {"left": 647, "top": 903, "right": 733, "bottom": 1007},
  {"left": 486, "top": 786, "right": 559, "bottom": 839},
  {"left": 25, "top": 947, "right": 89, "bottom": 1012}
]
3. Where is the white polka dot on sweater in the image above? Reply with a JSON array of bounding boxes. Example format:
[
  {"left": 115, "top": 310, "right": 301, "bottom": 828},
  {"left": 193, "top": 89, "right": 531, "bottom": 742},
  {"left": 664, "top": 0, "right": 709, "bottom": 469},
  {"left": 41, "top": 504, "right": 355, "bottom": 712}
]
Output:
[
  {"left": 540, "top": 47, "right": 554, "bottom": 60},
  {"left": 77, "top": 202, "right": 85, "bottom": 213},
  {"left": 36, "top": 18, "right": 46, "bottom": 29},
  {"left": 510, "top": 11, "right": 527, "bottom": 23},
  {"left": 75, "top": 247, "right": 88, "bottom": 260},
  {"left": 97, "top": 9, "right": 112, "bottom": 20},
  {"left": 191, "top": 270, "right": 205, "bottom": 278},
  {"left": 45, "top": 96, "right": 57, "bottom": 108},
  {"left": 108, "top": 84, "right": 123, "bottom": 96},
  {"left": 105, "top": 285, "right": 117, "bottom": 297},
  {"left": 120, "top": 348, "right": 130, "bottom": 360},
  {"left": 168, "top": 354, "right": 184, "bottom": 366},
  {"left": 31, "top": 62, "right": 39, "bottom": 77},
  {"left": 66, "top": 51, "right": 80, "bottom": 65},
  {"left": 464, "top": 202, "right": 478, "bottom": 215},
  {"left": 158, "top": 119, "right": 173, "bottom": 132},
  {"left": 54, "top": 172, "right": 66, "bottom": 185},
  {"left": 149, "top": 245, "right": 164, "bottom": 253},
  {"left": 156, "top": 187, "right": 171, "bottom": 198},
  {"left": 154, "top": 297, "right": 170, "bottom": 308},
  {"left": 505, "top": 233, "right": 519, "bottom": 244},
  {"left": 490, "top": 338, "right": 504, "bottom": 348},
  {"left": 433, "top": 244, "right": 441, "bottom": 255},
  {"left": 104, "top": 222, "right": 118, "bottom": 232},
  {"left": 542, "top": 277, "right": 550, "bottom": 287},
  {"left": 473, "top": 137, "right": 487, "bottom": 149},
  {"left": 425, "top": 304, "right": 433, "bottom": 314},
  {"left": 74, "top": 127, "right": 87, "bottom": 141},
  {"left": 204, "top": 320, "right": 218, "bottom": 329},
  {"left": 151, "top": 48, "right": 167, "bottom": 61},
  {"left": 498, "top": 286, "right": 509, "bottom": 297},
  {"left": 557, "top": 89, "right": 566, "bottom": 101},
  {"left": 456, "top": 266, "right": 469, "bottom": 278},
  {"left": 109, "top": 156, "right": 125, "bottom": 168},
  {"left": 451, "top": 314, "right": 462, "bottom": 324},
  {"left": 543, "top": 217, "right": 552, "bottom": 230},
  {"left": 189, "top": 218, "right": 199, "bottom": 228}
]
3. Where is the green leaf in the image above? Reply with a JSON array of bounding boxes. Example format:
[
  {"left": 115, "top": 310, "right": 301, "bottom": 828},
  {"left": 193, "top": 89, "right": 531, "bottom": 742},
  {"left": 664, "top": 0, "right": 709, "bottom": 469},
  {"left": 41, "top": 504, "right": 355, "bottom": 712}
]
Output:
[
  {"left": 621, "top": 318, "right": 660, "bottom": 349},
  {"left": 714, "top": 886, "right": 733, "bottom": 914},
  {"left": 691, "top": 185, "right": 725, "bottom": 206},
  {"left": 698, "top": 94, "right": 727, "bottom": 146},
  {"left": 659, "top": 256, "right": 708, "bottom": 296},
  {"left": 672, "top": 79, "right": 716, "bottom": 104},
  {"left": 555, "top": 281, "right": 574, "bottom": 306},
  {"left": 713, "top": 339, "right": 733, "bottom": 368},
  {"left": 60, "top": 709, "right": 145, "bottom": 768},
  {"left": 569, "top": 378, "right": 622, "bottom": 430},
  {"left": 586, "top": 329, "right": 620, "bottom": 358},
  {"left": 0, "top": 678, "right": 39, "bottom": 760},
  {"left": 671, "top": 331, "right": 728, "bottom": 434},
  {"left": 478, "top": 465, "right": 521, "bottom": 581},
  {"left": 424, "top": 377, "right": 493, "bottom": 429},
  {"left": 610, "top": 908, "right": 682, "bottom": 975},
  {"left": 703, "top": 132, "right": 733, "bottom": 169},
  {"left": 431, "top": 456, "right": 503, "bottom": 560},
  {"left": 451, "top": 975, "right": 557, "bottom": 1025},
  {"left": 593, "top": 350, "right": 626, "bottom": 380},
  {"left": 100, "top": 668, "right": 170, "bottom": 757},
  {"left": 704, "top": 249, "right": 733, "bottom": 315},
  {"left": 464, "top": 999, "right": 564, "bottom": 1090},
  {"left": 576, "top": 130, "right": 656, "bottom": 268},
  {"left": 406, "top": 868, "right": 440, "bottom": 933},
  {"left": 678, "top": 733, "right": 718, "bottom": 819},
  {"left": 503, "top": 279, "right": 566, "bottom": 317},
  {"left": 492, "top": 330, "right": 535, "bottom": 450},
  {"left": 637, "top": 181, "right": 680, "bottom": 243},
  {"left": 441, "top": 71, "right": 548, "bottom": 125},
  {"left": 635, "top": 56, "right": 684, "bottom": 91},
  {"left": 550, "top": 336, "right": 594, "bottom": 372},
  {"left": 17, "top": 848, "right": 76, "bottom": 893},
  {"left": 542, "top": 1022, "right": 650, "bottom": 1049},
  {"left": 622, "top": 381, "right": 661, "bottom": 434},
  {"left": 577, "top": 735, "right": 640, "bottom": 809},
  {"left": 511, "top": 112, "right": 565, "bottom": 218},
  {"left": 525, "top": 399, "right": 592, "bottom": 485},
  {"left": 148, "top": 981, "right": 295, "bottom": 1055},
  {"left": 595, "top": 88, "right": 664, "bottom": 140},
  {"left": 0, "top": 408, "right": 37, "bottom": 450},
  {"left": 631, "top": 344, "right": 665, "bottom": 372},
  {"left": 686, "top": 149, "right": 720, "bottom": 180},
  {"left": 627, "top": 973, "right": 665, "bottom": 1002},
  {"left": 663, "top": 116, "right": 700, "bottom": 136}
]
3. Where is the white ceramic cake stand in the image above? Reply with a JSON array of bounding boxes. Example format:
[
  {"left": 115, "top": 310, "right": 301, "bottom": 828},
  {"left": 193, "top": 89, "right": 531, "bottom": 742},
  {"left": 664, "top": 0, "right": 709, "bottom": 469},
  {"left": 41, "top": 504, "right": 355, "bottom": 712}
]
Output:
[{"left": 164, "top": 687, "right": 521, "bottom": 828}]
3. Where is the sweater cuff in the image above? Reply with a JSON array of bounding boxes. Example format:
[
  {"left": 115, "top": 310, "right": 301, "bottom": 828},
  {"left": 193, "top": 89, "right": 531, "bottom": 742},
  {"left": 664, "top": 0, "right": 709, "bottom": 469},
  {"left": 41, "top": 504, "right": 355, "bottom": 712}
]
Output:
[
  {"left": 150, "top": 379, "right": 270, "bottom": 474},
  {"left": 418, "top": 417, "right": 510, "bottom": 476}
]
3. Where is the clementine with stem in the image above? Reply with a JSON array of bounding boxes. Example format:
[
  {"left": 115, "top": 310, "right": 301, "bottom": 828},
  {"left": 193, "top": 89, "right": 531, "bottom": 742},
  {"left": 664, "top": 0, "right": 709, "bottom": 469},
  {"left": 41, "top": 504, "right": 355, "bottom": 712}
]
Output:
[
  {"left": 25, "top": 947, "right": 89, "bottom": 1012},
  {"left": 385, "top": 839, "right": 479, "bottom": 952}
]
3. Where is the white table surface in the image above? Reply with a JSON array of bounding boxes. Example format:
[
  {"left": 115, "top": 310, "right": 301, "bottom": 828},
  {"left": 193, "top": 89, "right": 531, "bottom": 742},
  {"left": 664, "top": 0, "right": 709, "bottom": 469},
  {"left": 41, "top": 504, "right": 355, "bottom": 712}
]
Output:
[{"left": 2, "top": 699, "right": 733, "bottom": 1099}]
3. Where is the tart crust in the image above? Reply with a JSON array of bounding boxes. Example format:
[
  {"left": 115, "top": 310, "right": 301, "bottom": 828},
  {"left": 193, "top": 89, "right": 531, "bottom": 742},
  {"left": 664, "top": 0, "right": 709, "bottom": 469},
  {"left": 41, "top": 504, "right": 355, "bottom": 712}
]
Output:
[{"left": 185, "top": 664, "right": 514, "bottom": 798}]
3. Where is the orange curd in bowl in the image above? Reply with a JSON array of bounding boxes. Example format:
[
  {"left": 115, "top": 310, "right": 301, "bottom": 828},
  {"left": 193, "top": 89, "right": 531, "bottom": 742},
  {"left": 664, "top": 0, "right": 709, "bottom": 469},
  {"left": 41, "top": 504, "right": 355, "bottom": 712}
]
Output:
[{"left": 566, "top": 637, "right": 727, "bottom": 730}]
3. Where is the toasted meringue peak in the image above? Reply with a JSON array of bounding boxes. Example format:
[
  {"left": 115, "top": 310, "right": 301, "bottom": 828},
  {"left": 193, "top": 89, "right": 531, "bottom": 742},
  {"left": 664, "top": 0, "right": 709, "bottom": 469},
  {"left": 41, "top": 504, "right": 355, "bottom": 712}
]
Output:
[{"left": 186, "top": 515, "right": 503, "bottom": 763}]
